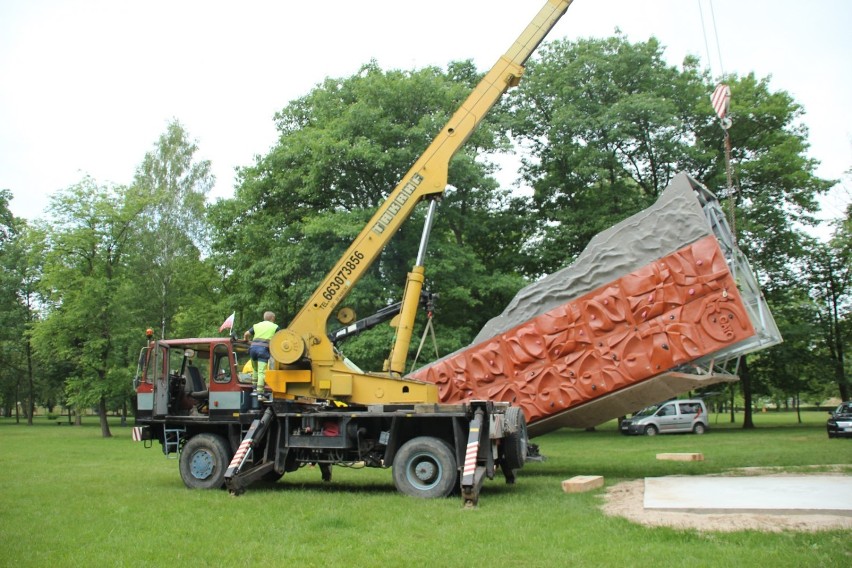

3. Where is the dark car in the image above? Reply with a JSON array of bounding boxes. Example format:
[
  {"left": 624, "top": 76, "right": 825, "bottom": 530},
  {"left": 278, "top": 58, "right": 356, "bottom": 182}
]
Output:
[{"left": 826, "top": 401, "right": 852, "bottom": 439}]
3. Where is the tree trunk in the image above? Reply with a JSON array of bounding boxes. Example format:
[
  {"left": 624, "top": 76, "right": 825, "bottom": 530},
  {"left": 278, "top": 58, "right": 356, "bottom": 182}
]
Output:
[
  {"left": 828, "top": 258, "right": 848, "bottom": 400},
  {"left": 740, "top": 357, "right": 755, "bottom": 429},
  {"left": 14, "top": 380, "right": 20, "bottom": 424},
  {"left": 831, "top": 312, "right": 848, "bottom": 399},
  {"left": 795, "top": 392, "right": 801, "bottom": 424},
  {"left": 99, "top": 396, "right": 112, "bottom": 438},
  {"left": 838, "top": 363, "right": 850, "bottom": 402},
  {"left": 729, "top": 382, "right": 736, "bottom": 423},
  {"left": 26, "top": 338, "right": 34, "bottom": 426}
]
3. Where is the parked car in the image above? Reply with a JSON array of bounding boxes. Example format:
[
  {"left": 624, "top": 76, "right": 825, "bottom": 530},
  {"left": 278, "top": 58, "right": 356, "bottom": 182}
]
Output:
[
  {"left": 826, "top": 401, "right": 852, "bottom": 439},
  {"left": 620, "top": 399, "right": 709, "bottom": 436}
]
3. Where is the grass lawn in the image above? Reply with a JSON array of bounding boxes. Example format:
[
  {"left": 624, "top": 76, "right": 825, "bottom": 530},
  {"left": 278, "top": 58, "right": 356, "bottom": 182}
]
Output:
[{"left": 1, "top": 410, "right": 849, "bottom": 567}]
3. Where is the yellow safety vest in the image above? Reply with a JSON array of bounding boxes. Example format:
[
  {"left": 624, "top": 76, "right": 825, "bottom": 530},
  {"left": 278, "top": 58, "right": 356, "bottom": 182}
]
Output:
[{"left": 251, "top": 320, "right": 278, "bottom": 340}]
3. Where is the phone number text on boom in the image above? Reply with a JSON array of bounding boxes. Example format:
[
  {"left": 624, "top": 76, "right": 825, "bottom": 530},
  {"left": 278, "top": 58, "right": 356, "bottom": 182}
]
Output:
[{"left": 322, "top": 251, "right": 365, "bottom": 302}]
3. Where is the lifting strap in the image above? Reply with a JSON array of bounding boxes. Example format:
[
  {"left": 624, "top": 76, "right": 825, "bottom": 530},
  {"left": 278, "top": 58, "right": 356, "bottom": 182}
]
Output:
[
  {"left": 410, "top": 314, "right": 440, "bottom": 372},
  {"left": 712, "top": 82, "right": 737, "bottom": 242},
  {"left": 724, "top": 127, "right": 736, "bottom": 241}
]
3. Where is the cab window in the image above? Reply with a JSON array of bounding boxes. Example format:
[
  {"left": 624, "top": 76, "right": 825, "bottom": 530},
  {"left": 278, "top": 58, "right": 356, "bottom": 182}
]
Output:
[
  {"left": 213, "top": 344, "right": 232, "bottom": 384},
  {"left": 233, "top": 345, "right": 254, "bottom": 384}
]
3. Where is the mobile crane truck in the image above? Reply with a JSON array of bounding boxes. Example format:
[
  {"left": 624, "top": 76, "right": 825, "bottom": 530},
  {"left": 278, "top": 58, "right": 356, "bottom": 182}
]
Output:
[
  {"left": 133, "top": 0, "right": 575, "bottom": 507},
  {"left": 133, "top": 0, "right": 782, "bottom": 504}
]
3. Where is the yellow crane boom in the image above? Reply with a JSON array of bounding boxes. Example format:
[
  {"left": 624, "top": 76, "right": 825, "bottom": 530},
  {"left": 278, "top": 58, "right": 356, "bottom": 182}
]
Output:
[{"left": 267, "top": 0, "right": 574, "bottom": 404}]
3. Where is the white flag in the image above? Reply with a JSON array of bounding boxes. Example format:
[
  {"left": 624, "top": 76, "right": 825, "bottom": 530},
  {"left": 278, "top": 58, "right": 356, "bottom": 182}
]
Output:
[{"left": 219, "top": 311, "right": 235, "bottom": 332}]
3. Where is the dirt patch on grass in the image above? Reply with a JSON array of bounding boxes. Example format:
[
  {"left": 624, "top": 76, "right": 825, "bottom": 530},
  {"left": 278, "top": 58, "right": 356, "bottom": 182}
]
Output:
[{"left": 601, "top": 467, "right": 852, "bottom": 533}]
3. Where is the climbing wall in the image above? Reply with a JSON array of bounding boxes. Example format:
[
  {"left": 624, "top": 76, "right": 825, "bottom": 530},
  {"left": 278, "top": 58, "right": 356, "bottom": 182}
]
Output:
[
  {"left": 408, "top": 173, "right": 770, "bottom": 435},
  {"left": 410, "top": 235, "right": 753, "bottom": 424}
]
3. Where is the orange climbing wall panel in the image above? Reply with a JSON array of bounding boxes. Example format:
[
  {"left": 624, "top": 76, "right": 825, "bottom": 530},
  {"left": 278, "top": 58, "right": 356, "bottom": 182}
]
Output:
[{"left": 409, "top": 235, "right": 755, "bottom": 423}]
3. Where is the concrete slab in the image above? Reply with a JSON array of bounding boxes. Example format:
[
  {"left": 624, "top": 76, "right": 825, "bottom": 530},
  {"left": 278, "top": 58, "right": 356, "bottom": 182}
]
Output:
[{"left": 644, "top": 476, "right": 852, "bottom": 515}]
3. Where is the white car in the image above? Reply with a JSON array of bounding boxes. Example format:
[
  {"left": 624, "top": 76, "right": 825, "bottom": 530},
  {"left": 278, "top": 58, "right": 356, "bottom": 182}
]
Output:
[{"left": 620, "top": 399, "right": 709, "bottom": 436}]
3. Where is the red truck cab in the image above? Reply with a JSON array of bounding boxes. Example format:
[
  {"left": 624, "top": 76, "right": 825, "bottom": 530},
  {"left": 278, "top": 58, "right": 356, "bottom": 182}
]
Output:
[{"left": 134, "top": 338, "right": 255, "bottom": 424}]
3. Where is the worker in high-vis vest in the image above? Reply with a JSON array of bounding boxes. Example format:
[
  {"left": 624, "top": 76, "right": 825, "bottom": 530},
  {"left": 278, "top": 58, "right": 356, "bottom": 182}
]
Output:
[{"left": 243, "top": 311, "right": 280, "bottom": 401}]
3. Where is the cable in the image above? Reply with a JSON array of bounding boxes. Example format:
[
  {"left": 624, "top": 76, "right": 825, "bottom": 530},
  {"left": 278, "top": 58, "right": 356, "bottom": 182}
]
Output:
[
  {"left": 708, "top": 0, "right": 726, "bottom": 76},
  {"left": 698, "top": 0, "right": 726, "bottom": 77},
  {"left": 700, "top": 1, "right": 736, "bottom": 240},
  {"left": 697, "top": 0, "right": 714, "bottom": 76}
]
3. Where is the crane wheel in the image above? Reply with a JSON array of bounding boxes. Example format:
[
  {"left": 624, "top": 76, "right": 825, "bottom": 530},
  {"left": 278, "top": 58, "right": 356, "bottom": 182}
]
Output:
[
  {"left": 392, "top": 437, "right": 457, "bottom": 498},
  {"left": 179, "top": 433, "right": 230, "bottom": 489},
  {"left": 501, "top": 406, "right": 528, "bottom": 473}
]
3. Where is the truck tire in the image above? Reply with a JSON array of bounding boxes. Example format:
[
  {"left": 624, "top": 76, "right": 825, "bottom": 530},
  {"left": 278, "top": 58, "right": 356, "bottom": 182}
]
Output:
[
  {"left": 502, "top": 406, "right": 528, "bottom": 472},
  {"left": 644, "top": 425, "right": 658, "bottom": 437},
  {"left": 692, "top": 422, "right": 707, "bottom": 435},
  {"left": 179, "top": 433, "right": 230, "bottom": 489},
  {"left": 392, "top": 437, "right": 457, "bottom": 498}
]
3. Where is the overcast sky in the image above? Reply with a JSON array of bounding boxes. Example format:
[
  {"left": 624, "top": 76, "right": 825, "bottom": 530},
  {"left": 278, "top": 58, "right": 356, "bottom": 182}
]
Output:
[{"left": 1, "top": 0, "right": 850, "bottom": 231}]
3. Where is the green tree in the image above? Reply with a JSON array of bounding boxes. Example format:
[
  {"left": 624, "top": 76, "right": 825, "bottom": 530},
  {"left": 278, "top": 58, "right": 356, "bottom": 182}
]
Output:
[
  {"left": 210, "top": 62, "right": 525, "bottom": 369},
  {"left": 0, "top": 190, "right": 30, "bottom": 420},
  {"left": 806, "top": 238, "right": 851, "bottom": 401},
  {"left": 714, "top": 73, "right": 831, "bottom": 284},
  {"left": 749, "top": 284, "right": 825, "bottom": 420},
  {"left": 132, "top": 119, "right": 215, "bottom": 339},
  {"left": 13, "top": 225, "right": 46, "bottom": 425},
  {"left": 34, "top": 177, "right": 145, "bottom": 437},
  {"left": 508, "top": 34, "right": 713, "bottom": 274},
  {"left": 712, "top": 73, "right": 832, "bottom": 427},
  {"left": 509, "top": 34, "right": 833, "bottom": 427},
  {"left": 0, "top": 195, "right": 47, "bottom": 425}
]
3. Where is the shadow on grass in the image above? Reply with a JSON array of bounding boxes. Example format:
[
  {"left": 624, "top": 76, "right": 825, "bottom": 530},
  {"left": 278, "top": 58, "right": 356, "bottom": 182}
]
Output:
[
  {"left": 257, "top": 479, "right": 399, "bottom": 495},
  {"left": 251, "top": 471, "right": 525, "bottom": 499}
]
